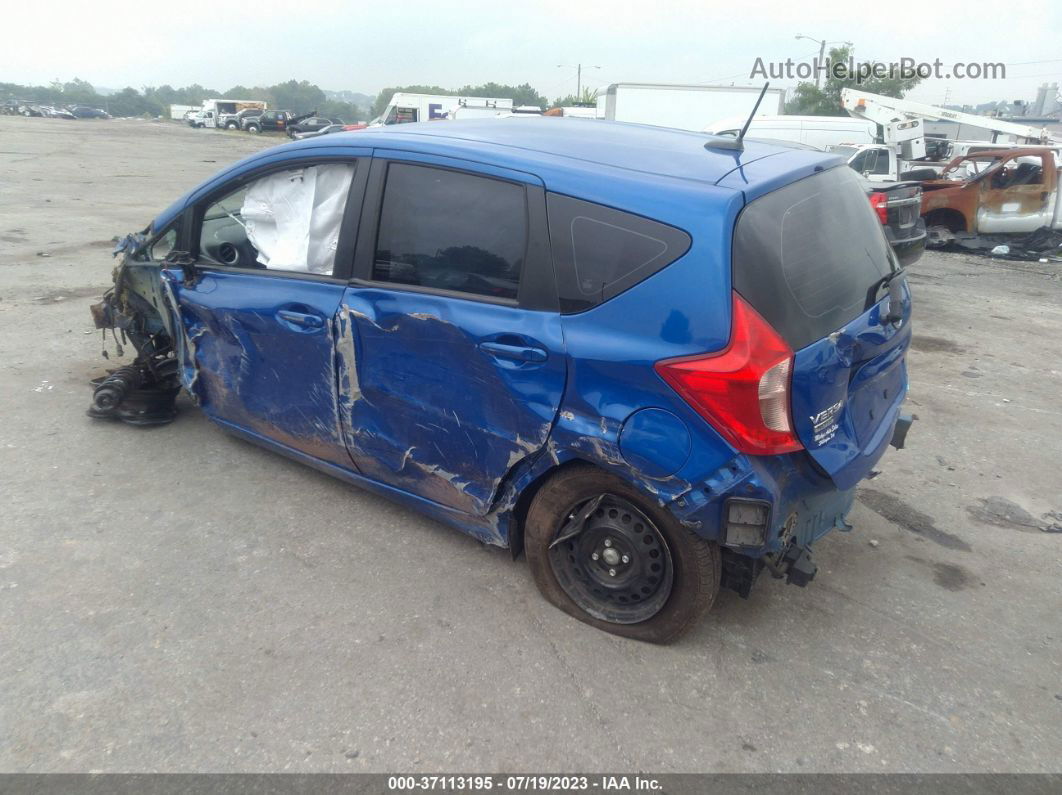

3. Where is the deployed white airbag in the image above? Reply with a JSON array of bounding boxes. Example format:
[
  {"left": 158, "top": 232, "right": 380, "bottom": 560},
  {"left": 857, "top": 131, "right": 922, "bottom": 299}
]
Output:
[{"left": 241, "top": 163, "right": 354, "bottom": 274}]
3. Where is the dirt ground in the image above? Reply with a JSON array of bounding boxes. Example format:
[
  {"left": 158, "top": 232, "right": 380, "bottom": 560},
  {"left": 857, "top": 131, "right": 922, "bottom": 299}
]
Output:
[{"left": 1, "top": 115, "right": 1060, "bottom": 773}]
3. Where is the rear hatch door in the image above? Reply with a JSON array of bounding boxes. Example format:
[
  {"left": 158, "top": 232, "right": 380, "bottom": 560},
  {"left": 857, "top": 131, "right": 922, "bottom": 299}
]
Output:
[{"left": 732, "top": 165, "right": 912, "bottom": 490}]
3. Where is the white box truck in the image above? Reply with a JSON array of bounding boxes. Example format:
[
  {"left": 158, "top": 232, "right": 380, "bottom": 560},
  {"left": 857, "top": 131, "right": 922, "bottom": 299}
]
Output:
[
  {"left": 595, "top": 83, "right": 785, "bottom": 132},
  {"left": 192, "top": 99, "right": 269, "bottom": 129}
]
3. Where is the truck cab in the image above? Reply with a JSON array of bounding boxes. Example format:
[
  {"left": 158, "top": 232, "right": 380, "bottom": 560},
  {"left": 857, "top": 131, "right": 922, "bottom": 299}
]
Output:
[
  {"left": 220, "top": 108, "right": 267, "bottom": 131},
  {"left": 188, "top": 110, "right": 217, "bottom": 129},
  {"left": 243, "top": 110, "right": 313, "bottom": 134},
  {"left": 921, "top": 148, "right": 1062, "bottom": 238},
  {"left": 830, "top": 143, "right": 947, "bottom": 183},
  {"left": 830, "top": 144, "right": 897, "bottom": 181}
]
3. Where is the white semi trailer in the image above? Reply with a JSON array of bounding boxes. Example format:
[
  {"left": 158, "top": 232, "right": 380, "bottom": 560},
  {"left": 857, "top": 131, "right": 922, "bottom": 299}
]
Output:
[{"left": 595, "top": 83, "right": 786, "bottom": 132}]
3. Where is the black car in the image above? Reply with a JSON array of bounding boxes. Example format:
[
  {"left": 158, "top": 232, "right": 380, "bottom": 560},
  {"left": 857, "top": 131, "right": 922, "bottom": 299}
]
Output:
[
  {"left": 286, "top": 116, "right": 340, "bottom": 137},
  {"left": 865, "top": 179, "right": 927, "bottom": 268},
  {"left": 71, "top": 106, "right": 111, "bottom": 119}
]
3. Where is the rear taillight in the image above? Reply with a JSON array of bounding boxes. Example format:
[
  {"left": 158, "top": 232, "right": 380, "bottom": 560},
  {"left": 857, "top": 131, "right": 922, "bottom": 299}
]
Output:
[
  {"left": 868, "top": 191, "right": 889, "bottom": 225},
  {"left": 655, "top": 293, "right": 803, "bottom": 455}
]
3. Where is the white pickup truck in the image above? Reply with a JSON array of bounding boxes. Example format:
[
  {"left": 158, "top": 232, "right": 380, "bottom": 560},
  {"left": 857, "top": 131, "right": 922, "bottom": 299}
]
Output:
[{"left": 829, "top": 142, "right": 947, "bottom": 183}]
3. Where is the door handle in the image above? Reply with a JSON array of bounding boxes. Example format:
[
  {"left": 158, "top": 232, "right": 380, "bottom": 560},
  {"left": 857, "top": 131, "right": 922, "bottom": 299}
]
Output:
[
  {"left": 276, "top": 309, "right": 324, "bottom": 329},
  {"left": 479, "top": 341, "right": 548, "bottom": 363}
]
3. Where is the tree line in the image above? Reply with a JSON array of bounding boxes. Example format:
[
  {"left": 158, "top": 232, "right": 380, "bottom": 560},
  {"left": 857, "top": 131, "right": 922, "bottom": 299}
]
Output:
[
  {"left": 0, "top": 78, "right": 577, "bottom": 120},
  {"left": 0, "top": 78, "right": 367, "bottom": 120}
]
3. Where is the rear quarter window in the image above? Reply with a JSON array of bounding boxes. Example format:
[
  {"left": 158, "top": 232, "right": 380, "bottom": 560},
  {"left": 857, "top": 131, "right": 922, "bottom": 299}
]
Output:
[
  {"left": 733, "top": 165, "right": 895, "bottom": 351},
  {"left": 547, "top": 193, "right": 691, "bottom": 313}
]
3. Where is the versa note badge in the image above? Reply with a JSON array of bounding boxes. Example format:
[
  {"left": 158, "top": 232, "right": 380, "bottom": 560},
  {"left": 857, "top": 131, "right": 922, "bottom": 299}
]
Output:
[{"left": 810, "top": 400, "right": 844, "bottom": 447}]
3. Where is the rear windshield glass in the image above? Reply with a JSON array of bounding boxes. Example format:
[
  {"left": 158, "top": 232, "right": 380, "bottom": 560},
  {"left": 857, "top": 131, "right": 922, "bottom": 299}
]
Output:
[{"left": 732, "top": 165, "right": 894, "bottom": 351}]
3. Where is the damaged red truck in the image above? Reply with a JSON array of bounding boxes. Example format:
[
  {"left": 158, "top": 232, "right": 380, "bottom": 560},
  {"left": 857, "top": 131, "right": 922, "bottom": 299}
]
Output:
[{"left": 918, "top": 148, "right": 1062, "bottom": 245}]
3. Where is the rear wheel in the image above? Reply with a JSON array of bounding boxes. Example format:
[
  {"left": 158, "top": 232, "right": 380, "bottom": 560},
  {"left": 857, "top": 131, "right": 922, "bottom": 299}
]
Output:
[{"left": 525, "top": 465, "right": 719, "bottom": 643}]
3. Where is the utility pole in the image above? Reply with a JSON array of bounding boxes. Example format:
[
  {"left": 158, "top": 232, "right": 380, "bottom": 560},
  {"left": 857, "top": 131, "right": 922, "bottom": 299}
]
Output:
[
  {"left": 795, "top": 36, "right": 853, "bottom": 89},
  {"left": 557, "top": 64, "right": 601, "bottom": 102}
]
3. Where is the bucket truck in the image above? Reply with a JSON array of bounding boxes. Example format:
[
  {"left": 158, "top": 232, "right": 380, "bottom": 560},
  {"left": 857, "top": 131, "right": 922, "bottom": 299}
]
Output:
[{"left": 836, "top": 88, "right": 1056, "bottom": 182}]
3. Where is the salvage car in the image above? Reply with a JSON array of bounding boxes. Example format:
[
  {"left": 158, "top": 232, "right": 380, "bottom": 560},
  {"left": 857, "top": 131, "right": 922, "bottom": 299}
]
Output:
[
  {"left": 39, "top": 105, "right": 77, "bottom": 119},
  {"left": 921, "top": 148, "right": 1062, "bottom": 244},
  {"left": 291, "top": 122, "right": 366, "bottom": 140},
  {"left": 70, "top": 105, "right": 111, "bottom": 119},
  {"left": 286, "top": 116, "right": 341, "bottom": 137},
  {"left": 88, "top": 120, "right": 913, "bottom": 642}
]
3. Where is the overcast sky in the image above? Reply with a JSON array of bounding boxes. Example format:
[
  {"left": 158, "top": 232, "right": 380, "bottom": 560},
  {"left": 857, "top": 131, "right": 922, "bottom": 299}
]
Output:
[{"left": 4, "top": 0, "right": 1060, "bottom": 107}]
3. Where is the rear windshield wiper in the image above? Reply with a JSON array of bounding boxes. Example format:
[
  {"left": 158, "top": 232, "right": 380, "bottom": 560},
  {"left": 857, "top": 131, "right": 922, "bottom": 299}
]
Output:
[{"left": 869, "top": 267, "right": 907, "bottom": 325}]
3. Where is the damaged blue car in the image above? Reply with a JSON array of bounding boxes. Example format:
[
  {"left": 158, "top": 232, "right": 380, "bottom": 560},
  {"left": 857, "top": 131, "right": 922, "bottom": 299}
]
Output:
[{"left": 89, "top": 118, "right": 912, "bottom": 642}]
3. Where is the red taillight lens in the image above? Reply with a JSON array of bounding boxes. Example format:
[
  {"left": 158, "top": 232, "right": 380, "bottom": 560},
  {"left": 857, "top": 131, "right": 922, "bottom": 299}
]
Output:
[
  {"left": 655, "top": 293, "right": 803, "bottom": 455},
  {"left": 868, "top": 191, "right": 889, "bottom": 225}
]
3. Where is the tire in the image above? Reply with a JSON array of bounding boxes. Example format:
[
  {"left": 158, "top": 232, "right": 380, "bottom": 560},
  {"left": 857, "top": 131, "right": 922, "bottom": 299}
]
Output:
[
  {"left": 525, "top": 464, "right": 719, "bottom": 643},
  {"left": 225, "top": 121, "right": 237, "bottom": 130},
  {"left": 246, "top": 124, "right": 260, "bottom": 134}
]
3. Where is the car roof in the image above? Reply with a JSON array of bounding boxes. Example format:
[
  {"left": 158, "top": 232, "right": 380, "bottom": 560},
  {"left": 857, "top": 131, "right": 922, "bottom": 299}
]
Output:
[
  {"left": 283, "top": 117, "right": 829, "bottom": 187},
  {"left": 153, "top": 118, "right": 843, "bottom": 233}
]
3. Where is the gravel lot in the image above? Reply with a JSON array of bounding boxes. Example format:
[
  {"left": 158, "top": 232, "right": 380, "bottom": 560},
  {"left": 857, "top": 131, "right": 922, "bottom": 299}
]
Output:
[{"left": 1, "top": 115, "right": 1060, "bottom": 773}]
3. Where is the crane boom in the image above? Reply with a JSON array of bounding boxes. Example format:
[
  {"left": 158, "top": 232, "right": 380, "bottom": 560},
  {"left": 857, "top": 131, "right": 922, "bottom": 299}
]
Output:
[{"left": 840, "top": 88, "right": 1054, "bottom": 144}]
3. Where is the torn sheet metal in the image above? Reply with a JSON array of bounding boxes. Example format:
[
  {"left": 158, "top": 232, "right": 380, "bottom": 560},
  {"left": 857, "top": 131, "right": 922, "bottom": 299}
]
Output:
[{"left": 336, "top": 289, "right": 566, "bottom": 526}]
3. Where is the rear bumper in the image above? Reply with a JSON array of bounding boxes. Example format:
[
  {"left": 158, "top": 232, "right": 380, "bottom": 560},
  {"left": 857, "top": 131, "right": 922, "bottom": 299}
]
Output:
[
  {"left": 667, "top": 407, "right": 914, "bottom": 596},
  {"left": 669, "top": 449, "right": 859, "bottom": 558},
  {"left": 884, "top": 218, "right": 927, "bottom": 267}
]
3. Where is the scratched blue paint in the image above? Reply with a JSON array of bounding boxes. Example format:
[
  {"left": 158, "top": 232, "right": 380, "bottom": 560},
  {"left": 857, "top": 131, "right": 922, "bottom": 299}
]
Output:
[{"left": 133, "top": 118, "right": 908, "bottom": 561}]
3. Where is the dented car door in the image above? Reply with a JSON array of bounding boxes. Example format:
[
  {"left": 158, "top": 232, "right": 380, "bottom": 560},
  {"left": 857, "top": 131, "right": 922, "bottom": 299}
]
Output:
[
  {"left": 977, "top": 152, "right": 1057, "bottom": 234},
  {"left": 337, "top": 155, "right": 566, "bottom": 516},
  {"left": 165, "top": 156, "right": 368, "bottom": 468}
]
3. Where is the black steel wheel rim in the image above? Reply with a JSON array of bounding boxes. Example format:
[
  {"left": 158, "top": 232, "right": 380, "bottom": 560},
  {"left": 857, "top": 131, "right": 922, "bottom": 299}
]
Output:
[{"left": 547, "top": 494, "right": 674, "bottom": 624}]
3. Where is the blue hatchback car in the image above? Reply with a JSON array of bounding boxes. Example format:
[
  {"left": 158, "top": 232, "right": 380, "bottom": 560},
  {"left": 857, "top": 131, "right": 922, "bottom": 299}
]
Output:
[{"left": 90, "top": 118, "right": 912, "bottom": 642}]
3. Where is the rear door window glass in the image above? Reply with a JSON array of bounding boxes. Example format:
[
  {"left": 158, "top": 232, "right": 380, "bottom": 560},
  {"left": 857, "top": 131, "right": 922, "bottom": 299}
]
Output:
[
  {"left": 372, "top": 163, "right": 527, "bottom": 301},
  {"left": 546, "top": 193, "right": 691, "bottom": 313},
  {"left": 733, "top": 165, "right": 894, "bottom": 351}
]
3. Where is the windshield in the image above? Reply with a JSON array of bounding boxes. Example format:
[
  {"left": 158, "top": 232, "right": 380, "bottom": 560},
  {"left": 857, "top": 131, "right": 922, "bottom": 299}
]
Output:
[{"left": 942, "top": 156, "right": 1003, "bottom": 180}]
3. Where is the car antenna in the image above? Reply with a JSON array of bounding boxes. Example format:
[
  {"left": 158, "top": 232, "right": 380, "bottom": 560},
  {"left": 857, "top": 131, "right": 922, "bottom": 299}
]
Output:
[{"left": 705, "top": 82, "right": 770, "bottom": 152}]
